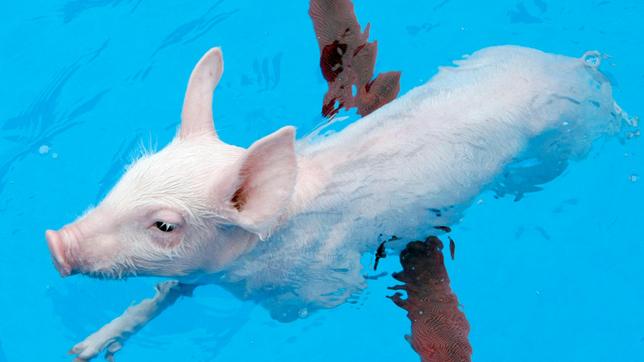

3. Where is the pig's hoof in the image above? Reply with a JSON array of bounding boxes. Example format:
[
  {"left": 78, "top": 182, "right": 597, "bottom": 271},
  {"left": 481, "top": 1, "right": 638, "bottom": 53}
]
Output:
[{"left": 69, "top": 335, "right": 122, "bottom": 362}]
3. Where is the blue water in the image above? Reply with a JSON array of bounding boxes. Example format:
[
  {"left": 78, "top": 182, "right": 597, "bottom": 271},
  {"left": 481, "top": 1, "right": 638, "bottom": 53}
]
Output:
[{"left": 1, "top": 1, "right": 642, "bottom": 361}]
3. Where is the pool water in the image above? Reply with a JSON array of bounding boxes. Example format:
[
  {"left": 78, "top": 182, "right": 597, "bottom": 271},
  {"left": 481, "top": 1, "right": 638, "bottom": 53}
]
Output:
[{"left": 0, "top": 1, "right": 642, "bottom": 361}]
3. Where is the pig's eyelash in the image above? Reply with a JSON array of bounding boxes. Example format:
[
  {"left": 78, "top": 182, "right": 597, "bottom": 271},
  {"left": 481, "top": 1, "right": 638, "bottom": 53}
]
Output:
[{"left": 154, "top": 221, "right": 177, "bottom": 232}]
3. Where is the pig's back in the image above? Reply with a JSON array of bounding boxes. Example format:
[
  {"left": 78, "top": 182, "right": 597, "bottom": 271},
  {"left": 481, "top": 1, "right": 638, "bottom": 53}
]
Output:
[{"left": 297, "top": 45, "right": 616, "bottom": 250}]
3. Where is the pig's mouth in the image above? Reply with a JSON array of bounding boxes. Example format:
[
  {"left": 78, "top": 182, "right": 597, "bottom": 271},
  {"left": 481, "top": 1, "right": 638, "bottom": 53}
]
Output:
[{"left": 45, "top": 229, "right": 76, "bottom": 277}]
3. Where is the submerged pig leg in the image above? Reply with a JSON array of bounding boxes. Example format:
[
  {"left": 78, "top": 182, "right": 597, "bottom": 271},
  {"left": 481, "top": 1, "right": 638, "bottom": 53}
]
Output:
[{"left": 70, "top": 281, "right": 196, "bottom": 362}]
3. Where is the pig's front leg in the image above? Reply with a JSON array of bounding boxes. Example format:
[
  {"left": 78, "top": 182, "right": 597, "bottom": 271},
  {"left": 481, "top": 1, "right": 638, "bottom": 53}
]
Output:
[{"left": 70, "top": 280, "right": 196, "bottom": 361}]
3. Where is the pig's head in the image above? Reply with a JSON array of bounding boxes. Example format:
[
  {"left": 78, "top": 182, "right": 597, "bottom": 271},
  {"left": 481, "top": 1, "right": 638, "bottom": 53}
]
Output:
[{"left": 45, "top": 48, "right": 298, "bottom": 279}]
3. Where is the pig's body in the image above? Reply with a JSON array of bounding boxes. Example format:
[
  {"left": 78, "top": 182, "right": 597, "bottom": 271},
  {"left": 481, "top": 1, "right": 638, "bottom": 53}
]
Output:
[
  {"left": 216, "top": 46, "right": 619, "bottom": 319},
  {"left": 49, "top": 45, "right": 624, "bottom": 359}
]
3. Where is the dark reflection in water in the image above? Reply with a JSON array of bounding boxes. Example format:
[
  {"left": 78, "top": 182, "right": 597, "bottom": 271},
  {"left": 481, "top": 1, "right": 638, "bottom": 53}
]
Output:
[
  {"left": 60, "top": 0, "right": 143, "bottom": 23},
  {"left": 390, "top": 237, "right": 472, "bottom": 361},
  {"left": 0, "top": 42, "right": 110, "bottom": 196},
  {"left": 310, "top": 0, "right": 401, "bottom": 118}
]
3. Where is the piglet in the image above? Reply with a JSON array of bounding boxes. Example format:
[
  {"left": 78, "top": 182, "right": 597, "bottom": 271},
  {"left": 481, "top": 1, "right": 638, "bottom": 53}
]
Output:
[{"left": 46, "top": 44, "right": 624, "bottom": 360}]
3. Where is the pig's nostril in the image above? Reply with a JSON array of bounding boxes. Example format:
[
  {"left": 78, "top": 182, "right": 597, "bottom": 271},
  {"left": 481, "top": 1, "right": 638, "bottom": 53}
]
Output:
[{"left": 45, "top": 229, "right": 72, "bottom": 277}]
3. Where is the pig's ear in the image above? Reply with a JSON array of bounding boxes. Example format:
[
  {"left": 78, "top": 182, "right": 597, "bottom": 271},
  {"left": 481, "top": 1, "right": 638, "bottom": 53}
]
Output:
[
  {"left": 224, "top": 126, "right": 297, "bottom": 238},
  {"left": 180, "top": 47, "right": 223, "bottom": 140}
]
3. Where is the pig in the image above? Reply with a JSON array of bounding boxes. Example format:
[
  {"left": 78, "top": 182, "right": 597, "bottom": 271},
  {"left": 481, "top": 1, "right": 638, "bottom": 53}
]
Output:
[{"left": 46, "top": 45, "right": 625, "bottom": 361}]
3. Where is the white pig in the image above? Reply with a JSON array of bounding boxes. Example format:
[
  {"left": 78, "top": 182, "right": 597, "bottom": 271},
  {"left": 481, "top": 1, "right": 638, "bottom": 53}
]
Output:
[{"left": 46, "top": 45, "right": 624, "bottom": 360}]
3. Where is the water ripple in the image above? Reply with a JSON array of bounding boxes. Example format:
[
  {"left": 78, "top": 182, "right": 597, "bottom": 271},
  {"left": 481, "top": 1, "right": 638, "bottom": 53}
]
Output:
[
  {"left": 0, "top": 43, "right": 110, "bottom": 196},
  {"left": 508, "top": 1, "right": 546, "bottom": 24},
  {"left": 130, "top": 1, "right": 238, "bottom": 82},
  {"left": 152, "top": 1, "right": 239, "bottom": 57},
  {"left": 60, "top": 0, "right": 143, "bottom": 23}
]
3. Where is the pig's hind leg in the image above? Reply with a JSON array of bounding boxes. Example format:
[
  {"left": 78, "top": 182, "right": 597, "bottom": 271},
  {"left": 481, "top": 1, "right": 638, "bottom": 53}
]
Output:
[{"left": 70, "top": 281, "right": 196, "bottom": 362}]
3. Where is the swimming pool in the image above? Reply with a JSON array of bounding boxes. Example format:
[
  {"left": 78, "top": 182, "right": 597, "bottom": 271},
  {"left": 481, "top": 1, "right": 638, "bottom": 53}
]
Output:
[{"left": 0, "top": 0, "right": 642, "bottom": 361}]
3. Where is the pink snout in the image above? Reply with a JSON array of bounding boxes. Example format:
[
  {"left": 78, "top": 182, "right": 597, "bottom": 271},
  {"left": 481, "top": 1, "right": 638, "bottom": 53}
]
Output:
[{"left": 45, "top": 229, "right": 73, "bottom": 277}]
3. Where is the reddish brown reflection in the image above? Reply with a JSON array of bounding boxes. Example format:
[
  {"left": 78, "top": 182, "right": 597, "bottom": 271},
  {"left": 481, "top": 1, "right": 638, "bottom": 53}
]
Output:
[
  {"left": 389, "top": 237, "right": 472, "bottom": 362},
  {"left": 309, "top": 0, "right": 401, "bottom": 118}
]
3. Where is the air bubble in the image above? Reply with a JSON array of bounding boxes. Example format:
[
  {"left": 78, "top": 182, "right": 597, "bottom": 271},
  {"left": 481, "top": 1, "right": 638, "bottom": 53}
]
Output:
[
  {"left": 629, "top": 174, "right": 639, "bottom": 183},
  {"left": 38, "top": 145, "right": 49, "bottom": 154},
  {"left": 581, "top": 51, "right": 601, "bottom": 68}
]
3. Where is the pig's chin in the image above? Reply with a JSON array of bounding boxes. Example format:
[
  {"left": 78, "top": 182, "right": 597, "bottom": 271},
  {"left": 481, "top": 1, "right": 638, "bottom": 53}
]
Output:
[
  {"left": 71, "top": 261, "right": 138, "bottom": 280},
  {"left": 82, "top": 267, "right": 138, "bottom": 280},
  {"left": 73, "top": 253, "right": 149, "bottom": 280},
  {"left": 51, "top": 248, "right": 136, "bottom": 280},
  {"left": 78, "top": 261, "right": 175, "bottom": 280},
  {"left": 80, "top": 260, "right": 200, "bottom": 280}
]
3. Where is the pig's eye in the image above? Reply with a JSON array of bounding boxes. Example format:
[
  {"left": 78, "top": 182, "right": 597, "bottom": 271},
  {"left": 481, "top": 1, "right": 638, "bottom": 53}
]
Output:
[{"left": 154, "top": 221, "right": 177, "bottom": 232}]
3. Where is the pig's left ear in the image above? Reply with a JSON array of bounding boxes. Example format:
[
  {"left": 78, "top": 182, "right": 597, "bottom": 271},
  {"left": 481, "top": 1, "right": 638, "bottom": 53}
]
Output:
[
  {"left": 180, "top": 48, "right": 224, "bottom": 140},
  {"left": 223, "top": 126, "right": 298, "bottom": 238}
]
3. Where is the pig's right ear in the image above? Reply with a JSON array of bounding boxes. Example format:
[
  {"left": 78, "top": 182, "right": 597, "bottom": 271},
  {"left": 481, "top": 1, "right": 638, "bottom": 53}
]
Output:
[
  {"left": 217, "top": 127, "right": 298, "bottom": 239},
  {"left": 180, "top": 47, "right": 223, "bottom": 140}
]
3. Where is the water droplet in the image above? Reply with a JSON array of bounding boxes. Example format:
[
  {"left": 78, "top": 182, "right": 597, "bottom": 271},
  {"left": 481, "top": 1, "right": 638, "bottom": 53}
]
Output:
[{"left": 38, "top": 145, "right": 49, "bottom": 154}]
